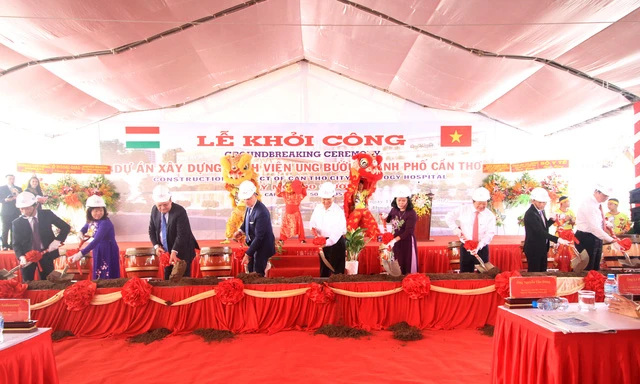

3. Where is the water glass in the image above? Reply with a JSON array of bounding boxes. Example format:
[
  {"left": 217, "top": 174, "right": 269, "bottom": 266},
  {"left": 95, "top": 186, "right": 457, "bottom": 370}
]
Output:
[{"left": 577, "top": 290, "right": 596, "bottom": 311}]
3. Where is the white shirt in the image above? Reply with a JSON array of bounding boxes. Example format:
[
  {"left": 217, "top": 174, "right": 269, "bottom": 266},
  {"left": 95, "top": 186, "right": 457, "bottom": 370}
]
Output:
[
  {"left": 575, "top": 195, "right": 614, "bottom": 242},
  {"left": 309, "top": 203, "right": 346, "bottom": 247},
  {"left": 445, "top": 203, "right": 496, "bottom": 250}
]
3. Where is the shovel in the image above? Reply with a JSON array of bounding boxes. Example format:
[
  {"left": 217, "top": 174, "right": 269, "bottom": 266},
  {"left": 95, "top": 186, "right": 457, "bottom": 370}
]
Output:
[
  {"left": 569, "top": 246, "right": 589, "bottom": 273},
  {"left": 619, "top": 251, "right": 640, "bottom": 267},
  {"left": 46, "top": 265, "right": 73, "bottom": 282},
  {"left": 0, "top": 264, "right": 21, "bottom": 280},
  {"left": 473, "top": 253, "right": 498, "bottom": 273}
]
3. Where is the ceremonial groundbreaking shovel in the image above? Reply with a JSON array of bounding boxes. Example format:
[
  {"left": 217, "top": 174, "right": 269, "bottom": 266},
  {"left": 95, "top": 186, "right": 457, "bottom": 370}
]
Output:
[
  {"left": 620, "top": 251, "right": 640, "bottom": 267},
  {"left": 0, "top": 264, "right": 21, "bottom": 280},
  {"left": 473, "top": 253, "right": 497, "bottom": 273}
]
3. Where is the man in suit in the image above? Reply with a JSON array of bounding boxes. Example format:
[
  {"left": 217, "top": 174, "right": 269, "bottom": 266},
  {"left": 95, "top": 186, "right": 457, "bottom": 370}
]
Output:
[
  {"left": 523, "top": 187, "right": 569, "bottom": 272},
  {"left": 0, "top": 174, "right": 22, "bottom": 250},
  {"left": 12, "top": 192, "right": 70, "bottom": 281},
  {"left": 149, "top": 185, "right": 199, "bottom": 280},
  {"left": 233, "top": 180, "right": 275, "bottom": 276}
]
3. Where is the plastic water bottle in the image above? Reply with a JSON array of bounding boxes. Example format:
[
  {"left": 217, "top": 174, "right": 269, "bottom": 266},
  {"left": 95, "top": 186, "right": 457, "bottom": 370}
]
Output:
[
  {"left": 532, "top": 297, "right": 569, "bottom": 311},
  {"left": 604, "top": 274, "right": 618, "bottom": 305},
  {"left": 0, "top": 312, "right": 4, "bottom": 343}
]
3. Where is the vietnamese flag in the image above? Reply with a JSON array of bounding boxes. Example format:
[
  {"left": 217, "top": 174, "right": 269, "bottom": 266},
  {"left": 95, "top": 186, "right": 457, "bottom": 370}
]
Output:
[{"left": 441, "top": 126, "right": 472, "bottom": 147}]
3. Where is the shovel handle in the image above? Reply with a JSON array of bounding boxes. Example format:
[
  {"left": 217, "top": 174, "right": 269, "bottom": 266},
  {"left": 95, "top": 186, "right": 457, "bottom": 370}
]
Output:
[{"left": 473, "top": 254, "right": 488, "bottom": 272}]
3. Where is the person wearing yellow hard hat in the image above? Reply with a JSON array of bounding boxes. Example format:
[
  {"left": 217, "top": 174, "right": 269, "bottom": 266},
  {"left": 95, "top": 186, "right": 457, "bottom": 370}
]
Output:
[
  {"left": 12, "top": 191, "right": 70, "bottom": 281},
  {"left": 68, "top": 195, "right": 120, "bottom": 279}
]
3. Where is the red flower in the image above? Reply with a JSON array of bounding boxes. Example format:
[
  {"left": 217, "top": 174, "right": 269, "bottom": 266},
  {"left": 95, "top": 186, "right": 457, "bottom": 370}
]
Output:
[
  {"left": 402, "top": 273, "right": 431, "bottom": 299},
  {"left": 494, "top": 270, "right": 521, "bottom": 298},
  {"left": 312, "top": 236, "right": 327, "bottom": 246},
  {"left": 0, "top": 280, "right": 28, "bottom": 298},
  {"left": 232, "top": 249, "right": 246, "bottom": 261},
  {"left": 584, "top": 270, "right": 606, "bottom": 302},
  {"left": 381, "top": 232, "right": 394, "bottom": 245},
  {"left": 215, "top": 278, "right": 245, "bottom": 305},
  {"left": 25, "top": 250, "right": 43, "bottom": 263},
  {"left": 64, "top": 280, "right": 97, "bottom": 311},
  {"left": 306, "top": 282, "right": 335, "bottom": 304},
  {"left": 25, "top": 249, "right": 43, "bottom": 272},
  {"left": 464, "top": 240, "right": 479, "bottom": 251},
  {"left": 122, "top": 277, "right": 152, "bottom": 308},
  {"left": 159, "top": 252, "right": 170, "bottom": 268},
  {"left": 557, "top": 229, "right": 579, "bottom": 244},
  {"left": 617, "top": 238, "right": 632, "bottom": 252}
]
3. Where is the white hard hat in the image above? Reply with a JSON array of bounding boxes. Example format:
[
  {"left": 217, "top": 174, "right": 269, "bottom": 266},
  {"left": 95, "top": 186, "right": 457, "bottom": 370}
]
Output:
[
  {"left": 152, "top": 185, "right": 171, "bottom": 203},
  {"left": 238, "top": 180, "right": 257, "bottom": 199},
  {"left": 595, "top": 183, "right": 614, "bottom": 197},
  {"left": 471, "top": 187, "right": 490, "bottom": 202},
  {"left": 15, "top": 192, "right": 37, "bottom": 208},
  {"left": 393, "top": 185, "right": 412, "bottom": 198},
  {"left": 318, "top": 182, "right": 336, "bottom": 198},
  {"left": 531, "top": 187, "right": 551, "bottom": 203},
  {"left": 86, "top": 195, "right": 106, "bottom": 208},
  {"left": 530, "top": 187, "right": 550, "bottom": 203}
]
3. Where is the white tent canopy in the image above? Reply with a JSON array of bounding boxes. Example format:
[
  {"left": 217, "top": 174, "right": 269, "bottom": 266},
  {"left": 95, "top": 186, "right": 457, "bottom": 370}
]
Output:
[{"left": 1, "top": 0, "right": 640, "bottom": 137}]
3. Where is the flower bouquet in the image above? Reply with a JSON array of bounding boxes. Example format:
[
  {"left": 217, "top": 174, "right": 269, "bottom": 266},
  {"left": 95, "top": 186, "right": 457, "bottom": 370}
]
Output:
[
  {"left": 539, "top": 172, "right": 568, "bottom": 203},
  {"left": 506, "top": 172, "right": 539, "bottom": 208},
  {"left": 411, "top": 192, "right": 432, "bottom": 218},
  {"left": 84, "top": 175, "right": 120, "bottom": 212},
  {"left": 42, "top": 175, "right": 87, "bottom": 210}
]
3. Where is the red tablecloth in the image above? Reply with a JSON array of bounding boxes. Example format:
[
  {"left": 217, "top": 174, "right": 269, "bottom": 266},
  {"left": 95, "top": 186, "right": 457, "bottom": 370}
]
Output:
[
  {"left": 491, "top": 306, "right": 640, "bottom": 384},
  {"left": 28, "top": 279, "right": 500, "bottom": 338},
  {"left": 0, "top": 328, "right": 59, "bottom": 384}
]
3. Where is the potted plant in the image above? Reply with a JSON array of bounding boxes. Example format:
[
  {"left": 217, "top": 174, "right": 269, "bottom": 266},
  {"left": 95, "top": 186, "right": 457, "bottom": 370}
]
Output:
[{"left": 344, "top": 227, "right": 370, "bottom": 275}]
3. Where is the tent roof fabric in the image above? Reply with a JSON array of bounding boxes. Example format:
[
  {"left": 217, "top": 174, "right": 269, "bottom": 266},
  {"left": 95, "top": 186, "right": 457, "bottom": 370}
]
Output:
[{"left": 1, "top": 0, "right": 639, "bottom": 136}]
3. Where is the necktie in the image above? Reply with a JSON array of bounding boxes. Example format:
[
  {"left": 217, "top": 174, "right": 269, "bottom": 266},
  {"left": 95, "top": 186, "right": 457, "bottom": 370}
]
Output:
[
  {"left": 161, "top": 213, "right": 168, "bottom": 250},
  {"left": 539, "top": 210, "right": 546, "bottom": 225},
  {"left": 472, "top": 211, "right": 479, "bottom": 241},
  {"left": 31, "top": 217, "right": 42, "bottom": 251},
  {"left": 245, "top": 208, "right": 252, "bottom": 242},
  {"left": 598, "top": 204, "right": 606, "bottom": 231}
]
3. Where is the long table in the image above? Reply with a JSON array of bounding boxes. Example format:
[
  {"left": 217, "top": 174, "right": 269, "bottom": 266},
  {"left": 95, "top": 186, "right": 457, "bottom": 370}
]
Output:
[
  {"left": 0, "top": 236, "right": 527, "bottom": 280},
  {"left": 0, "top": 328, "right": 59, "bottom": 384},
  {"left": 491, "top": 304, "right": 640, "bottom": 384}
]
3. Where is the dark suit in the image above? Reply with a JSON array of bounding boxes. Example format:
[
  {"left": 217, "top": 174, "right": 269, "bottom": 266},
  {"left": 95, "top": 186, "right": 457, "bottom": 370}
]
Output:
[
  {"left": 12, "top": 210, "right": 70, "bottom": 281},
  {"left": 0, "top": 184, "right": 22, "bottom": 249},
  {"left": 523, "top": 204, "right": 558, "bottom": 272},
  {"left": 149, "top": 202, "right": 199, "bottom": 280},
  {"left": 240, "top": 200, "right": 275, "bottom": 276}
]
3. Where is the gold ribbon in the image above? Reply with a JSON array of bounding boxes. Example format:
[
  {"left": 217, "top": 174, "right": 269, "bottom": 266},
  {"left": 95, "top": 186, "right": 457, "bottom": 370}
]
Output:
[{"left": 27, "top": 277, "right": 590, "bottom": 311}]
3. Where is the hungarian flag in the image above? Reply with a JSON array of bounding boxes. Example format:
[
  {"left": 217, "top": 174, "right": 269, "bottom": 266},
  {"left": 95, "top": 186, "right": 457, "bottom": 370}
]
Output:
[
  {"left": 441, "top": 126, "right": 472, "bottom": 147},
  {"left": 125, "top": 126, "right": 160, "bottom": 149}
]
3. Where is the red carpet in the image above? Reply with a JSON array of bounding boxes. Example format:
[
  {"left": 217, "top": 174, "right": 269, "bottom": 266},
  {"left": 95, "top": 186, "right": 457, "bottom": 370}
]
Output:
[{"left": 54, "top": 329, "right": 493, "bottom": 383}]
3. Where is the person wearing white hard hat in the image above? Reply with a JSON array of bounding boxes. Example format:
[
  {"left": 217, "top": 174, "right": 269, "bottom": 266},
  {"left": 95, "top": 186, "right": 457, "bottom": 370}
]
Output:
[
  {"left": 11, "top": 191, "right": 70, "bottom": 281},
  {"left": 380, "top": 185, "right": 418, "bottom": 275},
  {"left": 444, "top": 187, "right": 496, "bottom": 272},
  {"left": 232, "top": 180, "right": 275, "bottom": 276},
  {"left": 523, "top": 187, "right": 568, "bottom": 272},
  {"left": 309, "top": 182, "right": 347, "bottom": 276},
  {"left": 67, "top": 195, "right": 120, "bottom": 279},
  {"left": 575, "top": 184, "right": 621, "bottom": 271},
  {"left": 148, "top": 185, "right": 199, "bottom": 280},
  {"left": 0, "top": 174, "right": 22, "bottom": 250}
]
